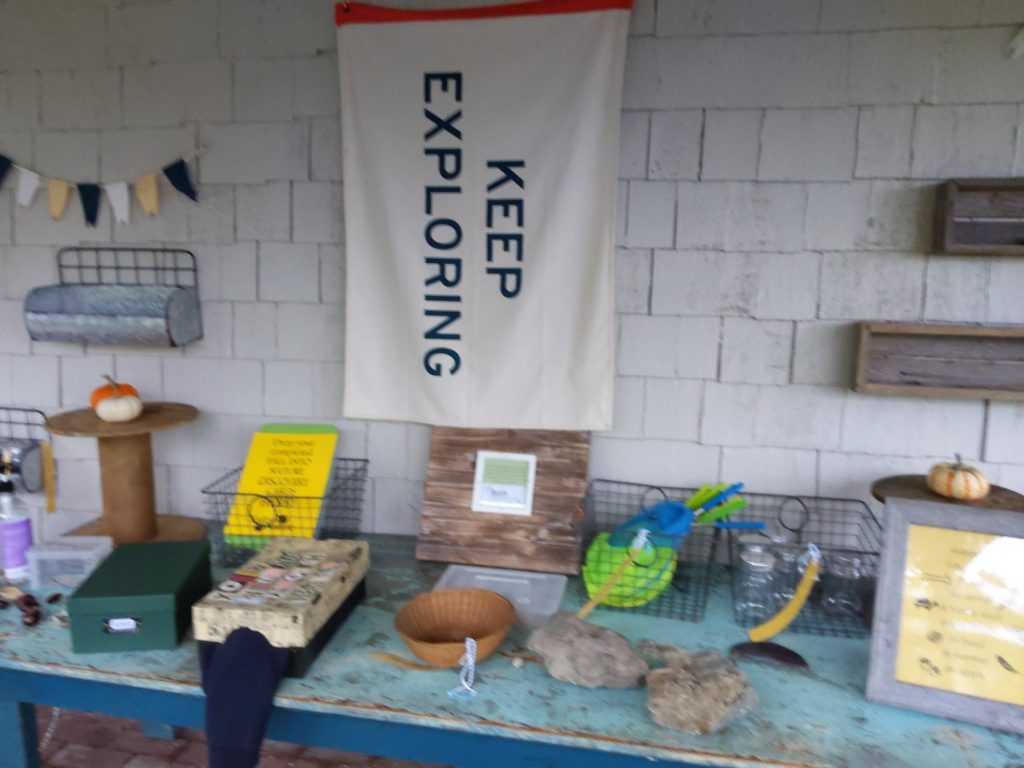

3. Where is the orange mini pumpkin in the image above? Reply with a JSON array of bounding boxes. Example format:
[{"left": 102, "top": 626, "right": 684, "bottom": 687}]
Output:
[
  {"left": 90, "top": 376, "right": 139, "bottom": 408},
  {"left": 927, "top": 455, "right": 990, "bottom": 501}
]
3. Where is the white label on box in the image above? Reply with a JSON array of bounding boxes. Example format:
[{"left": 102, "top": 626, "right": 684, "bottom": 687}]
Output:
[{"left": 104, "top": 617, "right": 140, "bottom": 634}]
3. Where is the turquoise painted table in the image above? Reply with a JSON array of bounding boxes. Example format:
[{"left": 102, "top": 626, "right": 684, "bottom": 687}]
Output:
[{"left": 1, "top": 535, "right": 1023, "bottom": 768}]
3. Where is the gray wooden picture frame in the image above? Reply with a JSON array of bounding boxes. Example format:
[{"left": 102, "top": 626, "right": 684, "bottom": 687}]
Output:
[{"left": 866, "top": 498, "right": 1024, "bottom": 734}]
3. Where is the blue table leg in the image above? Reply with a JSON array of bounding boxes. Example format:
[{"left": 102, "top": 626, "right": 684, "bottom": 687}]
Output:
[
  {"left": 142, "top": 721, "right": 180, "bottom": 740},
  {"left": 0, "top": 700, "right": 41, "bottom": 768}
]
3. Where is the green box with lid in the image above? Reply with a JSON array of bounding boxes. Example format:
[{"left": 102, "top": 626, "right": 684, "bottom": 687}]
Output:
[{"left": 68, "top": 539, "right": 212, "bottom": 653}]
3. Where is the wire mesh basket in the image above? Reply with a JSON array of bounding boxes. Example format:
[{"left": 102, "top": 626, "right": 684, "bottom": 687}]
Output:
[
  {"left": 202, "top": 458, "right": 368, "bottom": 567},
  {"left": 0, "top": 407, "right": 51, "bottom": 493},
  {"left": 582, "top": 479, "right": 722, "bottom": 622},
  {"left": 727, "top": 494, "right": 882, "bottom": 638}
]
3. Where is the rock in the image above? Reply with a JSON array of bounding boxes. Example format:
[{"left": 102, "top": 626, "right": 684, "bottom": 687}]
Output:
[
  {"left": 527, "top": 612, "right": 648, "bottom": 688},
  {"left": 646, "top": 650, "right": 757, "bottom": 734},
  {"left": 635, "top": 639, "right": 693, "bottom": 668}
]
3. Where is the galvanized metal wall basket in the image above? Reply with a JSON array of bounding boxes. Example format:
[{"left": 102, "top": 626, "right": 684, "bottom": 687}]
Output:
[{"left": 23, "top": 247, "right": 202, "bottom": 348}]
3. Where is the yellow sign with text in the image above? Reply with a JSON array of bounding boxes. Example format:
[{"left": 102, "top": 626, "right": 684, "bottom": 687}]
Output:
[
  {"left": 224, "top": 425, "right": 338, "bottom": 542},
  {"left": 896, "top": 524, "right": 1024, "bottom": 707}
]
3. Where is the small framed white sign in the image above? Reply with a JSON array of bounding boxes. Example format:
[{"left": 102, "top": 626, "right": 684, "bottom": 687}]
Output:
[{"left": 471, "top": 451, "right": 537, "bottom": 516}]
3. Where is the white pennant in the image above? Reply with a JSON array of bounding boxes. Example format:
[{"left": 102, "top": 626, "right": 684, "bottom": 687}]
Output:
[
  {"left": 104, "top": 182, "right": 130, "bottom": 225},
  {"left": 15, "top": 166, "right": 42, "bottom": 208}
]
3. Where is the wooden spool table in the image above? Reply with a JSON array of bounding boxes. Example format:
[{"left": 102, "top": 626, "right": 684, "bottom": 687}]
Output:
[
  {"left": 871, "top": 474, "right": 1024, "bottom": 512},
  {"left": 45, "top": 403, "right": 206, "bottom": 545}
]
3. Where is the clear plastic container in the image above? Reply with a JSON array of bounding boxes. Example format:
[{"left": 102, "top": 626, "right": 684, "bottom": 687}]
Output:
[
  {"left": 433, "top": 565, "right": 567, "bottom": 630},
  {"left": 735, "top": 537, "right": 777, "bottom": 617},
  {"left": 27, "top": 535, "right": 113, "bottom": 590}
]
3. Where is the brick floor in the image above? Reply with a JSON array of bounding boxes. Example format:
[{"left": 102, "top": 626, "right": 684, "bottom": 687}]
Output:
[{"left": 36, "top": 707, "right": 436, "bottom": 768}]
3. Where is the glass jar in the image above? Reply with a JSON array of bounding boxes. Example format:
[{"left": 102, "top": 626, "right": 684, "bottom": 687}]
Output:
[
  {"left": 771, "top": 544, "right": 806, "bottom": 604},
  {"left": 736, "top": 538, "right": 777, "bottom": 620},
  {"left": 821, "top": 552, "right": 865, "bottom": 617}
]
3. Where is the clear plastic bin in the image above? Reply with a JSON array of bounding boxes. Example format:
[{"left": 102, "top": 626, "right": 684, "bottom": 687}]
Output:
[
  {"left": 27, "top": 535, "right": 113, "bottom": 590},
  {"left": 433, "top": 564, "right": 567, "bottom": 630}
]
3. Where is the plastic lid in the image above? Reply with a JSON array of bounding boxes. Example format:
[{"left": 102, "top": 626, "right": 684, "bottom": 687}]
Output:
[{"left": 741, "top": 549, "right": 776, "bottom": 569}]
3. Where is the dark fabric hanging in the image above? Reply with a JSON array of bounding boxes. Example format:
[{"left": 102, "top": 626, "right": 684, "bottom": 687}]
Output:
[
  {"left": 162, "top": 158, "right": 198, "bottom": 202},
  {"left": 77, "top": 183, "right": 101, "bottom": 227},
  {"left": 0, "top": 154, "right": 12, "bottom": 189},
  {"left": 201, "top": 628, "right": 290, "bottom": 768}
]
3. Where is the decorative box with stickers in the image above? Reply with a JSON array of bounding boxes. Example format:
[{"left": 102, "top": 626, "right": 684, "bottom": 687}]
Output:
[{"left": 193, "top": 537, "right": 370, "bottom": 676}]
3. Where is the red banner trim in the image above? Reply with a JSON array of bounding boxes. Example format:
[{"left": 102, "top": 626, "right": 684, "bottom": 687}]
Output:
[{"left": 336, "top": 0, "right": 633, "bottom": 26}]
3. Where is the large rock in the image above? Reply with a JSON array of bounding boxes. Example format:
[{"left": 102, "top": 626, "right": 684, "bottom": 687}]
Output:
[
  {"left": 527, "top": 612, "right": 648, "bottom": 688},
  {"left": 645, "top": 648, "right": 757, "bottom": 734}
]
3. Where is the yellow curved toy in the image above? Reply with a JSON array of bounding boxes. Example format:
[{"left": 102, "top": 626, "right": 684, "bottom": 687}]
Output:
[{"left": 747, "top": 546, "right": 821, "bottom": 643}]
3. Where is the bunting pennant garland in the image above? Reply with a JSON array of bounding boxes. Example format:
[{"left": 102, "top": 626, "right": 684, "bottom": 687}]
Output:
[
  {"left": 162, "top": 159, "right": 198, "bottom": 202},
  {"left": 48, "top": 179, "right": 71, "bottom": 220},
  {"left": 0, "top": 154, "right": 196, "bottom": 225},
  {"left": 16, "top": 167, "right": 42, "bottom": 208},
  {"left": 135, "top": 173, "right": 159, "bottom": 215},
  {"left": 104, "top": 182, "right": 130, "bottom": 224},
  {"left": 77, "top": 183, "right": 101, "bottom": 227}
]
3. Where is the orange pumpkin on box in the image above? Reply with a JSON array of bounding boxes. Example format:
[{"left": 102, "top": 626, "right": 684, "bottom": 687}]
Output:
[
  {"left": 90, "top": 375, "right": 143, "bottom": 423},
  {"left": 926, "top": 455, "right": 990, "bottom": 501}
]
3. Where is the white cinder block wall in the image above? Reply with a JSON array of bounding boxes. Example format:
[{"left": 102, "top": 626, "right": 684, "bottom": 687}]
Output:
[{"left": 1, "top": 0, "right": 1023, "bottom": 535}]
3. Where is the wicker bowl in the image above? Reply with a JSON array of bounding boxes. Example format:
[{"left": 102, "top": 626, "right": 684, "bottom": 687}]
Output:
[{"left": 395, "top": 588, "right": 516, "bottom": 668}]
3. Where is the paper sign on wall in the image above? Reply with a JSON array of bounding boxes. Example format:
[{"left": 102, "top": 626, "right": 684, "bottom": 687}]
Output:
[{"left": 471, "top": 451, "right": 536, "bottom": 517}]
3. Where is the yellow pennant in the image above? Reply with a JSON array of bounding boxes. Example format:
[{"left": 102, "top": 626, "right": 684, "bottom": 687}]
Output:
[
  {"left": 48, "top": 179, "right": 70, "bottom": 220},
  {"left": 135, "top": 173, "right": 159, "bottom": 215}
]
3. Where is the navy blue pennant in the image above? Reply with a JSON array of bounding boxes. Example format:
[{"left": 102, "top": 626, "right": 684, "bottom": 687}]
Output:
[
  {"left": 77, "top": 183, "right": 101, "bottom": 227},
  {"left": 0, "top": 155, "right": 11, "bottom": 189},
  {"left": 162, "top": 158, "right": 198, "bottom": 202}
]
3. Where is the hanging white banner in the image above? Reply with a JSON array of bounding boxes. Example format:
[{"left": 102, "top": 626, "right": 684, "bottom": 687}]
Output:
[
  {"left": 337, "top": 0, "right": 629, "bottom": 430},
  {"left": 15, "top": 166, "right": 41, "bottom": 208},
  {"left": 104, "top": 181, "right": 131, "bottom": 224}
]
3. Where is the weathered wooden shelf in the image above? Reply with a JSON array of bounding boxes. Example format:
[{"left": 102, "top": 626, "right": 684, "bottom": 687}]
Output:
[
  {"left": 936, "top": 179, "right": 1024, "bottom": 255},
  {"left": 855, "top": 322, "right": 1024, "bottom": 401}
]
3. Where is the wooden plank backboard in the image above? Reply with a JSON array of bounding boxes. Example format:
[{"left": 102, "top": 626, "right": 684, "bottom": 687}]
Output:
[{"left": 416, "top": 428, "right": 589, "bottom": 575}]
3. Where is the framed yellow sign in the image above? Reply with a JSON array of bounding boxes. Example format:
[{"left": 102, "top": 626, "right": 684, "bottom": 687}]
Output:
[{"left": 867, "top": 498, "right": 1024, "bottom": 734}]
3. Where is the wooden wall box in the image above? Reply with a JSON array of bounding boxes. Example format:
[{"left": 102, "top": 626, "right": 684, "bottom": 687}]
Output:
[
  {"left": 855, "top": 322, "right": 1024, "bottom": 401},
  {"left": 935, "top": 179, "right": 1024, "bottom": 255},
  {"left": 416, "top": 428, "right": 589, "bottom": 575}
]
